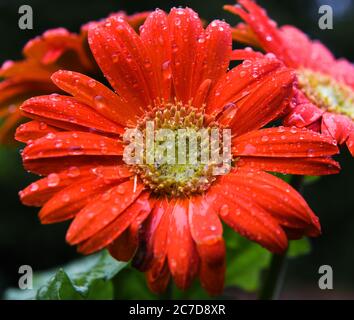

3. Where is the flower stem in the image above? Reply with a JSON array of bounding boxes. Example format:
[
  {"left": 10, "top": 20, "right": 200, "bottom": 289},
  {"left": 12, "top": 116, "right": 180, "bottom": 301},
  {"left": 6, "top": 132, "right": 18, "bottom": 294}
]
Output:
[{"left": 258, "top": 175, "right": 304, "bottom": 300}]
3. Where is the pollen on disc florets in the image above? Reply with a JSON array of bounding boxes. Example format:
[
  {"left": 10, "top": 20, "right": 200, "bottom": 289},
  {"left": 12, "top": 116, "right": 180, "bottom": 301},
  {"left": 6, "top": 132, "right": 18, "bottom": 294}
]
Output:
[
  {"left": 129, "top": 101, "right": 223, "bottom": 197},
  {"left": 298, "top": 68, "right": 354, "bottom": 119}
]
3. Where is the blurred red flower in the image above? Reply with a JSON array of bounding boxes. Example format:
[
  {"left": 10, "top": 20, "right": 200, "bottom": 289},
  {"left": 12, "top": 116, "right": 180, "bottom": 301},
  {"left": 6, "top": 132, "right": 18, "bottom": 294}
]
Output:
[
  {"left": 225, "top": 0, "right": 354, "bottom": 156},
  {"left": 16, "top": 8, "right": 339, "bottom": 295},
  {"left": 0, "top": 11, "right": 149, "bottom": 144}
]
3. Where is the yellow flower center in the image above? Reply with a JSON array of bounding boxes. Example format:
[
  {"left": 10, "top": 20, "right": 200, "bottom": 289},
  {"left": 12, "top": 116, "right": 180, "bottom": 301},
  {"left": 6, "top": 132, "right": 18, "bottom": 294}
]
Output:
[
  {"left": 298, "top": 69, "right": 354, "bottom": 119},
  {"left": 126, "top": 102, "right": 229, "bottom": 197}
]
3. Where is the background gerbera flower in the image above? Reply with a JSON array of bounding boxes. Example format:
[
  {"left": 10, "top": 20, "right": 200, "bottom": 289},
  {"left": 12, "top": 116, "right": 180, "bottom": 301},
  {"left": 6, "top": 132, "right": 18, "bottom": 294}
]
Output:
[
  {"left": 225, "top": 0, "right": 354, "bottom": 156},
  {"left": 16, "top": 8, "right": 339, "bottom": 295},
  {"left": 0, "top": 11, "right": 149, "bottom": 144}
]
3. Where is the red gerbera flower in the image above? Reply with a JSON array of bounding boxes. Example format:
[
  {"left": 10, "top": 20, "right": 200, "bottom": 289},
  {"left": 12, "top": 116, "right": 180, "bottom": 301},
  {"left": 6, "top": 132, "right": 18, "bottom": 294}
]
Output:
[
  {"left": 225, "top": 0, "right": 354, "bottom": 156},
  {"left": 16, "top": 8, "right": 339, "bottom": 295},
  {"left": 0, "top": 11, "right": 149, "bottom": 144}
]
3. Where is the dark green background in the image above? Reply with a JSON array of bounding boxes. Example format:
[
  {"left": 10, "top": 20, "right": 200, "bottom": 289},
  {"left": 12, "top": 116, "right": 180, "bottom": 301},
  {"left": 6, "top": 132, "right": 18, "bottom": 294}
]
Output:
[{"left": 0, "top": 0, "right": 353, "bottom": 299}]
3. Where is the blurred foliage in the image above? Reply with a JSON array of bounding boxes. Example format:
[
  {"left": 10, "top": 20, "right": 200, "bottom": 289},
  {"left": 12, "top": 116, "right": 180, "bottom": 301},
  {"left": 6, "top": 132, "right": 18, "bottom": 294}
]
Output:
[{"left": 5, "top": 251, "right": 127, "bottom": 300}]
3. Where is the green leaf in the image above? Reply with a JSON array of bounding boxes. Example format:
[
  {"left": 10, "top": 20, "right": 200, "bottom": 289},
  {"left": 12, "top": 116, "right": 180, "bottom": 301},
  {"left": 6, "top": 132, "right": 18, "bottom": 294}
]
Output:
[
  {"left": 287, "top": 238, "right": 311, "bottom": 258},
  {"left": 225, "top": 226, "right": 271, "bottom": 292},
  {"left": 36, "top": 269, "right": 83, "bottom": 300},
  {"left": 5, "top": 250, "right": 127, "bottom": 300}
]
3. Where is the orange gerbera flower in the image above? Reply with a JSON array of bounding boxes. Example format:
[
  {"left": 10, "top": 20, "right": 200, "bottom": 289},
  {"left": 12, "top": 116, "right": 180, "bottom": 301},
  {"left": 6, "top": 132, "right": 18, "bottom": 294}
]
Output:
[
  {"left": 225, "top": 0, "right": 354, "bottom": 156},
  {"left": 16, "top": 8, "right": 339, "bottom": 295},
  {"left": 0, "top": 11, "right": 149, "bottom": 144}
]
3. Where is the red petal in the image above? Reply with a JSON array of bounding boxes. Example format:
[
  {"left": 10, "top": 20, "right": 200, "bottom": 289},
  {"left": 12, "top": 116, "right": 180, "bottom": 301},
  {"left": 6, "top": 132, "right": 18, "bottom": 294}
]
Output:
[
  {"left": 231, "top": 48, "right": 264, "bottom": 60},
  {"left": 23, "top": 28, "right": 93, "bottom": 71},
  {"left": 284, "top": 92, "right": 324, "bottom": 127},
  {"left": 88, "top": 15, "right": 156, "bottom": 109},
  {"left": 211, "top": 181, "right": 288, "bottom": 253},
  {"left": 67, "top": 179, "right": 144, "bottom": 245},
  {"left": 321, "top": 112, "right": 353, "bottom": 145},
  {"left": 21, "top": 95, "right": 123, "bottom": 135},
  {"left": 188, "top": 195, "right": 225, "bottom": 296},
  {"left": 19, "top": 165, "right": 96, "bottom": 206},
  {"left": 51, "top": 70, "right": 140, "bottom": 126},
  {"left": 206, "top": 57, "right": 284, "bottom": 114},
  {"left": 22, "top": 131, "right": 123, "bottom": 160},
  {"left": 108, "top": 229, "right": 137, "bottom": 262},
  {"left": 23, "top": 155, "right": 121, "bottom": 176},
  {"left": 238, "top": 156, "right": 340, "bottom": 175},
  {"left": 146, "top": 260, "right": 171, "bottom": 294},
  {"left": 15, "top": 121, "right": 60, "bottom": 143},
  {"left": 167, "top": 199, "right": 199, "bottom": 290},
  {"left": 191, "top": 20, "right": 231, "bottom": 100},
  {"left": 0, "top": 59, "right": 53, "bottom": 81},
  {"left": 77, "top": 191, "right": 152, "bottom": 254},
  {"left": 168, "top": 8, "right": 204, "bottom": 104},
  {"left": 226, "top": 68, "right": 294, "bottom": 136},
  {"left": 108, "top": 189, "right": 155, "bottom": 261},
  {"left": 39, "top": 175, "right": 128, "bottom": 224},
  {"left": 224, "top": 0, "right": 296, "bottom": 67},
  {"left": 198, "top": 239, "right": 226, "bottom": 296},
  {"left": 232, "top": 126, "right": 338, "bottom": 158},
  {"left": 347, "top": 131, "right": 354, "bottom": 156},
  {"left": 144, "top": 199, "right": 175, "bottom": 276},
  {"left": 140, "top": 9, "right": 172, "bottom": 102},
  {"left": 188, "top": 195, "right": 223, "bottom": 246},
  {"left": 220, "top": 168, "right": 321, "bottom": 236}
]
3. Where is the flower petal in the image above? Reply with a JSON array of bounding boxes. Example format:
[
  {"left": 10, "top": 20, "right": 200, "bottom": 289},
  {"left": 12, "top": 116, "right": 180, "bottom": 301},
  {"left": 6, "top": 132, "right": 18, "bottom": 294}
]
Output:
[
  {"left": 220, "top": 168, "right": 321, "bottom": 236},
  {"left": 77, "top": 191, "right": 153, "bottom": 254},
  {"left": 224, "top": 0, "right": 296, "bottom": 67},
  {"left": 23, "top": 155, "right": 121, "bottom": 176},
  {"left": 88, "top": 15, "right": 156, "bottom": 109},
  {"left": 19, "top": 165, "right": 97, "bottom": 206},
  {"left": 51, "top": 70, "right": 140, "bottom": 126},
  {"left": 140, "top": 9, "right": 172, "bottom": 102},
  {"left": 210, "top": 179, "right": 288, "bottom": 253},
  {"left": 21, "top": 95, "right": 124, "bottom": 135},
  {"left": 321, "top": 112, "right": 353, "bottom": 145},
  {"left": 226, "top": 68, "right": 294, "bottom": 136},
  {"left": 191, "top": 20, "right": 232, "bottom": 101},
  {"left": 146, "top": 260, "right": 171, "bottom": 294},
  {"left": 108, "top": 229, "right": 137, "bottom": 262},
  {"left": 168, "top": 8, "right": 204, "bottom": 104},
  {"left": 67, "top": 179, "right": 144, "bottom": 245},
  {"left": 284, "top": 91, "right": 325, "bottom": 128},
  {"left": 188, "top": 195, "right": 225, "bottom": 296},
  {"left": 22, "top": 131, "right": 123, "bottom": 160},
  {"left": 167, "top": 199, "right": 199, "bottom": 290},
  {"left": 206, "top": 57, "right": 284, "bottom": 115},
  {"left": 346, "top": 131, "right": 354, "bottom": 156},
  {"left": 143, "top": 199, "right": 175, "bottom": 276},
  {"left": 39, "top": 173, "right": 130, "bottom": 224},
  {"left": 15, "top": 121, "right": 60, "bottom": 143},
  {"left": 238, "top": 156, "right": 340, "bottom": 175},
  {"left": 232, "top": 126, "right": 338, "bottom": 158}
]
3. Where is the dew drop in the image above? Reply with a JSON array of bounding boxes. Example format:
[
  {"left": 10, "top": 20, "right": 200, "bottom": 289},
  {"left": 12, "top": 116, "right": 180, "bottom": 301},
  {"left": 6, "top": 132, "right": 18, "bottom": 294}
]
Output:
[
  {"left": 88, "top": 79, "right": 96, "bottom": 88},
  {"left": 220, "top": 204, "right": 229, "bottom": 217},
  {"left": 67, "top": 166, "right": 80, "bottom": 178},
  {"left": 47, "top": 173, "right": 60, "bottom": 187},
  {"left": 30, "top": 183, "right": 39, "bottom": 192}
]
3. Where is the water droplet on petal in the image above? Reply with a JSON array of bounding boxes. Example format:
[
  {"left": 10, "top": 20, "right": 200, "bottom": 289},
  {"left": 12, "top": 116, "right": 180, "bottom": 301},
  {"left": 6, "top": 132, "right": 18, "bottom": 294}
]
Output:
[
  {"left": 30, "top": 183, "right": 39, "bottom": 192},
  {"left": 67, "top": 166, "right": 80, "bottom": 178},
  {"left": 47, "top": 173, "right": 60, "bottom": 187},
  {"left": 220, "top": 204, "right": 229, "bottom": 217}
]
